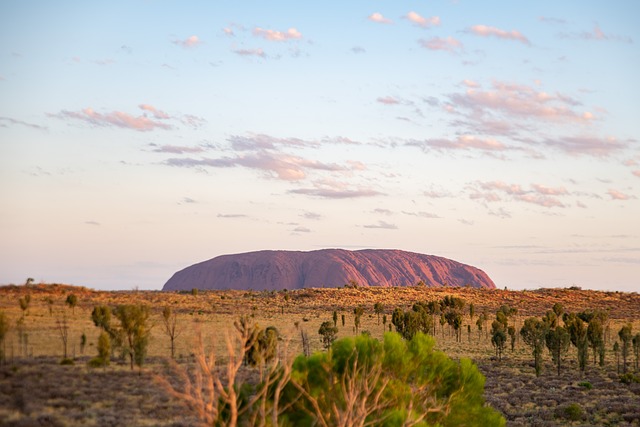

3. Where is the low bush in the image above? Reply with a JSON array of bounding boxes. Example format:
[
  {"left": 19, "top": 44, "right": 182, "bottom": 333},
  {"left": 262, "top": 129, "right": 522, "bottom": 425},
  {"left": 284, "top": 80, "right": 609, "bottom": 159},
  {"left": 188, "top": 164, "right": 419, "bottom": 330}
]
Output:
[{"left": 555, "top": 403, "right": 585, "bottom": 421}]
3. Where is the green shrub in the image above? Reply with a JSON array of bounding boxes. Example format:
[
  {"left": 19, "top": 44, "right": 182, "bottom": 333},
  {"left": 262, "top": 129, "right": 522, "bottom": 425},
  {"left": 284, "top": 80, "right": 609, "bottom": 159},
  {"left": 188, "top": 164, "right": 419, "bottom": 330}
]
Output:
[
  {"left": 59, "top": 358, "right": 74, "bottom": 365},
  {"left": 578, "top": 381, "right": 592, "bottom": 389},
  {"left": 619, "top": 373, "right": 640, "bottom": 384},
  {"left": 555, "top": 403, "right": 584, "bottom": 421}
]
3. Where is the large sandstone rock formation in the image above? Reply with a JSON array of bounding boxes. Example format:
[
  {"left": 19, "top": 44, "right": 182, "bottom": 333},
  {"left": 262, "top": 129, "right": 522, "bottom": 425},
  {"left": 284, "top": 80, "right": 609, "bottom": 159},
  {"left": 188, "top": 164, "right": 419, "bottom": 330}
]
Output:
[{"left": 162, "top": 249, "right": 495, "bottom": 291}]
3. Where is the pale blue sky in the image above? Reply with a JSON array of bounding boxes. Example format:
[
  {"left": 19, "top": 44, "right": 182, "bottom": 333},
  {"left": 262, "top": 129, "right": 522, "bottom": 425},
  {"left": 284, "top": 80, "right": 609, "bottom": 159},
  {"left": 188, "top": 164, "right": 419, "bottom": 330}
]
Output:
[{"left": 1, "top": 1, "right": 639, "bottom": 291}]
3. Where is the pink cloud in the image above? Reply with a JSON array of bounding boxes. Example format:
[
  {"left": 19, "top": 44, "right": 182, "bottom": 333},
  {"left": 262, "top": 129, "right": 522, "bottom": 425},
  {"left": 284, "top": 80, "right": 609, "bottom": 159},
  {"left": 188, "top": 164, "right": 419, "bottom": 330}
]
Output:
[
  {"left": 473, "top": 181, "right": 568, "bottom": 208},
  {"left": 173, "top": 35, "right": 201, "bottom": 48},
  {"left": 52, "top": 107, "right": 171, "bottom": 131},
  {"left": 633, "top": 170, "right": 640, "bottom": 178},
  {"left": 537, "top": 136, "right": 626, "bottom": 157},
  {"left": 470, "top": 25, "right": 530, "bottom": 45},
  {"left": 449, "top": 81, "right": 595, "bottom": 124},
  {"left": 253, "top": 27, "right": 302, "bottom": 41},
  {"left": 368, "top": 12, "right": 392, "bottom": 24},
  {"left": 406, "top": 11, "right": 440, "bottom": 28},
  {"left": 607, "top": 189, "right": 634, "bottom": 200},
  {"left": 376, "top": 96, "right": 401, "bottom": 105},
  {"left": 223, "top": 28, "right": 234, "bottom": 36},
  {"left": 408, "top": 135, "right": 509, "bottom": 153},
  {"left": 564, "top": 25, "right": 633, "bottom": 43},
  {"left": 138, "top": 104, "right": 170, "bottom": 120},
  {"left": 531, "top": 184, "right": 569, "bottom": 196},
  {"left": 419, "top": 37, "right": 463, "bottom": 52},
  {"left": 462, "top": 79, "right": 479, "bottom": 88}
]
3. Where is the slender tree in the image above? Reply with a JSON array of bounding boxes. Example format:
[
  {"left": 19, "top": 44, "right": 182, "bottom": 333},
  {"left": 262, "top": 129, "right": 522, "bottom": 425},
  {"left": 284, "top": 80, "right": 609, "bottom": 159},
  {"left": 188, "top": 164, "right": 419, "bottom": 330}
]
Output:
[
  {"left": 632, "top": 333, "right": 640, "bottom": 372},
  {"left": 618, "top": 324, "right": 633, "bottom": 374},
  {"left": 65, "top": 294, "right": 78, "bottom": 314},
  {"left": 546, "top": 326, "right": 570, "bottom": 376},
  {"left": 318, "top": 321, "right": 338, "bottom": 350},
  {"left": 0, "top": 310, "right": 9, "bottom": 365},
  {"left": 587, "top": 319, "right": 604, "bottom": 366},
  {"left": 114, "top": 304, "right": 151, "bottom": 370},
  {"left": 373, "top": 303, "right": 384, "bottom": 325},
  {"left": 564, "top": 313, "right": 588, "bottom": 372},
  {"left": 491, "top": 321, "right": 507, "bottom": 361},
  {"left": 521, "top": 317, "right": 547, "bottom": 376},
  {"left": 56, "top": 313, "right": 70, "bottom": 360},
  {"left": 161, "top": 306, "right": 180, "bottom": 359}
]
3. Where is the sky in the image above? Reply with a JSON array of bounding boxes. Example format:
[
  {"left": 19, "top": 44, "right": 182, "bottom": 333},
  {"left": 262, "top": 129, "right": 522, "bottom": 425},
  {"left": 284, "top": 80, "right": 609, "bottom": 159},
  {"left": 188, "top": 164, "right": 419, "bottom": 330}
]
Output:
[{"left": 1, "top": 1, "right": 639, "bottom": 292}]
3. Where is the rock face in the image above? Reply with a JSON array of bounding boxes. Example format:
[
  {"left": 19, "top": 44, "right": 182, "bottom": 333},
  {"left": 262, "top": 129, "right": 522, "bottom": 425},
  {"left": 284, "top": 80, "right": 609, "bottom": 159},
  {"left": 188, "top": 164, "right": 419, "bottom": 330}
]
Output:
[{"left": 162, "top": 249, "right": 496, "bottom": 291}]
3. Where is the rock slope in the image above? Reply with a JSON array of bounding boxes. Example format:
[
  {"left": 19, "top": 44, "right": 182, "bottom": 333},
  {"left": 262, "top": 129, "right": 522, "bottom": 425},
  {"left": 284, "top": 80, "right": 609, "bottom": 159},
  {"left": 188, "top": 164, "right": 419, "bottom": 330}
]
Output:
[{"left": 162, "top": 249, "right": 496, "bottom": 291}]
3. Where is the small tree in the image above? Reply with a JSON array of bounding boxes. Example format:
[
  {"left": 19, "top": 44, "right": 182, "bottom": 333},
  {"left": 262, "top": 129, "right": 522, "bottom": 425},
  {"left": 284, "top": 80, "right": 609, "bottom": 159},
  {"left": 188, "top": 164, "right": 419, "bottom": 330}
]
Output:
[
  {"left": 0, "top": 310, "right": 9, "bottom": 365},
  {"left": 65, "top": 294, "right": 78, "bottom": 314},
  {"left": 56, "top": 313, "right": 70, "bottom": 360},
  {"left": 332, "top": 310, "right": 338, "bottom": 328},
  {"left": 565, "top": 313, "right": 588, "bottom": 372},
  {"left": 521, "top": 317, "right": 547, "bottom": 377},
  {"left": 546, "top": 326, "right": 570, "bottom": 376},
  {"left": 491, "top": 321, "right": 507, "bottom": 361},
  {"left": 507, "top": 326, "right": 516, "bottom": 352},
  {"left": 618, "top": 324, "right": 633, "bottom": 374},
  {"left": 373, "top": 302, "right": 384, "bottom": 325},
  {"left": 318, "top": 321, "right": 338, "bottom": 350},
  {"left": 341, "top": 314, "right": 345, "bottom": 327},
  {"left": 45, "top": 297, "right": 54, "bottom": 316},
  {"left": 247, "top": 326, "right": 279, "bottom": 366},
  {"left": 114, "top": 304, "right": 151, "bottom": 370},
  {"left": 353, "top": 306, "right": 364, "bottom": 335},
  {"left": 587, "top": 319, "right": 604, "bottom": 366},
  {"left": 161, "top": 306, "right": 180, "bottom": 359},
  {"left": 18, "top": 294, "right": 31, "bottom": 318},
  {"left": 613, "top": 341, "right": 620, "bottom": 373},
  {"left": 632, "top": 333, "right": 640, "bottom": 373}
]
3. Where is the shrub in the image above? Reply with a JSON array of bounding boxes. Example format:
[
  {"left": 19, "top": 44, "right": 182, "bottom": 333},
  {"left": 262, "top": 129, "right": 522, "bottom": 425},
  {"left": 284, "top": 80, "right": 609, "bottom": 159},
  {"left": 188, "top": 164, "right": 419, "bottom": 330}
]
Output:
[
  {"left": 578, "top": 381, "right": 593, "bottom": 390},
  {"left": 555, "top": 403, "right": 584, "bottom": 421}
]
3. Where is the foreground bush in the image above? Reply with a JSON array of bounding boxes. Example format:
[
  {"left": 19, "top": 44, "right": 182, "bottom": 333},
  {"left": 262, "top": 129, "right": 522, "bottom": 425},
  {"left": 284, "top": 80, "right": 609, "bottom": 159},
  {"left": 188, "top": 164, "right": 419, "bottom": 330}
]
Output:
[
  {"left": 282, "top": 332, "right": 505, "bottom": 427},
  {"left": 160, "top": 330, "right": 505, "bottom": 427}
]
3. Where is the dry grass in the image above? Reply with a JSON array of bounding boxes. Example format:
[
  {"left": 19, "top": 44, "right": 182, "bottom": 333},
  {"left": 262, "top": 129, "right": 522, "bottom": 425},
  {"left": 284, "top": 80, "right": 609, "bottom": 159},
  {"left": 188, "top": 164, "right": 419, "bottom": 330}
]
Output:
[{"left": 0, "top": 283, "right": 639, "bottom": 426}]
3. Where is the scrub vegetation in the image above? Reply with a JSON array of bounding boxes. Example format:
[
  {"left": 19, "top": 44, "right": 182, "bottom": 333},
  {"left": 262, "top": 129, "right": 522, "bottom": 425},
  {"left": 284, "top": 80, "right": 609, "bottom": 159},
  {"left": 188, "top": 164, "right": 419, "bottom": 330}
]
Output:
[{"left": 0, "top": 282, "right": 638, "bottom": 426}]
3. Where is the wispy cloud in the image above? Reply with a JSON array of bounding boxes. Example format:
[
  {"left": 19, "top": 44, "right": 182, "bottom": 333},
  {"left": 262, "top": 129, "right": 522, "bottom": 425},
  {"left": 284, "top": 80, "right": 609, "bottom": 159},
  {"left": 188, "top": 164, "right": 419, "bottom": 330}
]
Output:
[
  {"left": 406, "top": 135, "right": 510, "bottom": 154},
  {"left": 217, "top": 213, "right": 248, "bottom": 218},
  {"left": 173, "top": 35, "right": 201, "bottom": 48},
  {"left": 233, "top": 48, "right": 266, "bottom": 58},
  {"left": 148, "top": 144, "right": 205, "bottom": 154},
  {"left": 139, "top": 104, "right": 170, "bottom": 119},
  {"left": 253, "top": 27, "right": 302, "bottom": 41},
  {"left": 293, "top": 226, "right": 311, "bottom": 233},
  {"left": 405, "top": 11, "right": 440, "bottom": 28},
  {"left": 376, "top": 96, "right": 402, "bottom": 105},
  {"left": 368, "top": 12, "right": 392, "bottom": 24},
  {"left": 470, "top": 25, "right": 530, "bottom": 45},
  {"left": 363, "top": 220, "right": 398, "bottom": 229},
  {"left": 448, "top": 81, "right": 594, "bottom": 124},
  {"left": 402, "top": 211, "right": 440, "bottom": 219},
  {"left": 535, "top": 136, "right": 627, "bottom": 157},
  {"left": 51, "top": 107, "right": 171, "bottom": 131},
  {"left": 538, "top": 16, "right": 567, "bottom": 25},
  {"left": 290, "top": 187, "right": 382, "bottom": 199},
  {"left": 418, "top": 37, "right": 463, "bottom": 53},
  {"left": 351, "top": 46, "right": 366, "bottom": 54},
  {"left": 0, "top": 116, "right": 47, "bottom": 131},
  {"left": 607, "top": 189, "right": 635, "bottom": 200},
  {"left": 301, "top": 211, "right": 322, "bottom": 220},
  {"left": 470, "top": 181, "right": 569, "bottom": 208},
  {"left": 561, "top": 25, "right": 633, "bottom": 43}
]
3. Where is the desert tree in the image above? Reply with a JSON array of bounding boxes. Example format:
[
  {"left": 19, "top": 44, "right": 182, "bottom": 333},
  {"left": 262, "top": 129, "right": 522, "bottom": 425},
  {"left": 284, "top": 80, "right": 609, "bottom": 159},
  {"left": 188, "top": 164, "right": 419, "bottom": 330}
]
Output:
[
  {"left": 332, "top": 310, "right": 338, "bottom": 328},
  {"left": 318, "top": 321, "right": 338, "bottom": 350},
  {"left": 80, "top": 332, "right": 87, "bottom": 355},
  {"left": 161, "top": 306, "right": 181, "bottom": 359},
  {"left": 353, "top": 306, "right": 364, "bottom": 335},
  {"left": 25, "top": 277, "right": 35, "bottom": 286},
  {"left": 546, "top": 326, "right": 570, "bottom": 376},
  {"left": 552, "top": 303, "right": 564, "bottom": 322},
  {"left": 491, "top": 321, "right": 507, "bottom": 361},
  {"left": 247, "top": 326, "right": 279, "bottom": 366},
  {"left": 507, "top": 326, "right": 516, "bottom": 352},
  {"left": 469, "top": 302, "right": 475, "bottom": 323},
  {"left": 632, "top": 333, "right": 640, "bottom": 372},
  {"left": 391, "top": 307, "right": 404, "bottom": 336},
  {"left": 0, "top": 310, "right": 9, "bottom": 365},
  {"left": 45, "top": 297, "right": 54, "bottom": 316},
  {"left": 157, "top": 323, "right": 294, "bottom": 427},
  {"left": 56, "top": 313, "right": 70, "bottom": 360},
  {"left": 18, "top": 294, "right": 31, "bottom": 318},
  {"left": 373, "top": 302, "right": 384, "bottom": 325},
  {"left": 382, "top": 314, "right": 387, "bottom": 333},
  {"left": 114, "top": 304, "right": 151, "bottom": 370},
  {"left": 564, "top": 313, "right": 588, "bottom": 373},
  {"left": 618, "top": 323, "right": 633, "bottom": 374},
  {"left": 613, "top": 342, "right": 620, "bottom": 373},
  {"left": 65, "top": 294, "right": 78, "bottom": 314},
  {"left": 521, "top": 317, "right": 548, "bottom": 377},
  {"left": 587, "top": 318, "right": 605, "bottom": 366},
  {"left": 341, "top": 314, "right": 345, "bottom": 328}
]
